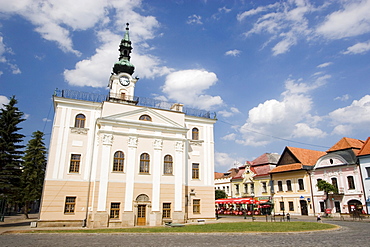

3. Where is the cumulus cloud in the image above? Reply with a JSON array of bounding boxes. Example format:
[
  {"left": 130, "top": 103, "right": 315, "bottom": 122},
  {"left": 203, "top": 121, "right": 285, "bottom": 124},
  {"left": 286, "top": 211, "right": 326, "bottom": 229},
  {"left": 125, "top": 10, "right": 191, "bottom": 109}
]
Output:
[
  {"left": 187, "top": 15, "right": 203, "bottom": 25},
  {"left": 331, "top": 124, "right": 352, "bottom": 136},
  {"left": 225, "top": 49, "right": 241, "bottom": 56},
  {"left": 0, "top": 95, "right": 9, "bottom": 109},
  {"left": 222, "top": 133, "right": 236, "bottom": 141},
  {"left": 329, "top": 95, "right": 370, "bottom": 124},
  {"left": 316, "top": 0, "right": 370, "bottom": 39},
  {"left": 343, "top": 41, "right": 370, "bottom": 54},
  {"left": 162, "top": 69, "right": 223, "bottom": 110},
  {"left": 214, "top": 152, "right": 242, "bottom": 171},
  {"left": 236, "top": 74, "right": 330, "bottom": 146}
]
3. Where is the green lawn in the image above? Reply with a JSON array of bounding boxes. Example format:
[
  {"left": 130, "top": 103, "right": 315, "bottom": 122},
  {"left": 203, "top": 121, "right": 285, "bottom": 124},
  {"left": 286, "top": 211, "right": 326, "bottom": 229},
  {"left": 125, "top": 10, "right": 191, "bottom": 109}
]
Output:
[{"left": 26, "top": 222, "right": 337, "bottom": 234}]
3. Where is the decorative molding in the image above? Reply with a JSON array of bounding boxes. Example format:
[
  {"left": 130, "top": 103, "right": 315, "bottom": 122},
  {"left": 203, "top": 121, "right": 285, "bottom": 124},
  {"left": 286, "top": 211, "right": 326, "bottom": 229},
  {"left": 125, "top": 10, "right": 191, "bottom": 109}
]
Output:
[
  {"left": 70, "top": 127, "right": 88, "bottom": 135},
  {"left": 128, "top": 136, "right": 138, "bottom": 147},
  {"left": 175, "top": 141, "right": 184, "bottom": 152},
  {"left": 189, "top": 140, "right": 203, "bottom": 146},
  {"left": 153, "top": 139, "right": 163, "bottom": 150},
  {"left": 102, "top": 134, "right": 113, "bottom": 145}
]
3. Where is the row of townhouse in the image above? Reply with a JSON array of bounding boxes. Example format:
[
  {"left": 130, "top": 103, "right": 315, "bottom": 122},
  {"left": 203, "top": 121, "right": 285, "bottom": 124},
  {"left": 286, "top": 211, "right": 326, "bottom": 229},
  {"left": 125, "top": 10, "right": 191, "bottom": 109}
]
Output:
[{"left": 215, "top": 137, "right": 370, "bottom": 216}]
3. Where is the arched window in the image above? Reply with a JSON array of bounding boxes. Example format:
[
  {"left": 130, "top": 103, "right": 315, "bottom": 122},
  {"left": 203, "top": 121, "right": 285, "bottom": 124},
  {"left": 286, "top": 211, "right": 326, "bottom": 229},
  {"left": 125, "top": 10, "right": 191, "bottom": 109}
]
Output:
[
  {"left": 75, "top": 114, "right": 86, "bottom": 128},
  {"left": 113, "top": 151, "right": 124, "bottom": 172},
  {"left": 139, "top": 114, "right": 152, "bottom": 121},
  {"left": 140, "top": 153, "right": 150, "bottom": 173},
  {"left": 163, "top": 155, "right": 173, "bottom": 175},
  {"left": 192, "top": 127, "right": 199, "bottom": 140}
]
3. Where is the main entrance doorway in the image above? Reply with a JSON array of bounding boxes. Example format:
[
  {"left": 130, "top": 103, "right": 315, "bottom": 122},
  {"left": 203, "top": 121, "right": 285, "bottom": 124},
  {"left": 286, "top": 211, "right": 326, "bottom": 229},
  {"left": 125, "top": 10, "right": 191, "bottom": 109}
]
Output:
[
  {"left": 300, "top": 200, "right": 308, "bottom": 215},
  {"left": 137, "top": 205, "right": 146, "bottom": 226}
]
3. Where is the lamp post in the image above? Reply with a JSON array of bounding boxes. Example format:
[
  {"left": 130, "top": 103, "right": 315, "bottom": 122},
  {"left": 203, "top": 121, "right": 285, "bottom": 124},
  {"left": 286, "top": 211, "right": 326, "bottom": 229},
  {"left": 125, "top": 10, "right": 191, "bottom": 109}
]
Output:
[
  {"left": 281, "top": 196, "right": 285, "bottom": 220},
  {"left": 251, "top": 193, "right": 255, "bottom": 221}
]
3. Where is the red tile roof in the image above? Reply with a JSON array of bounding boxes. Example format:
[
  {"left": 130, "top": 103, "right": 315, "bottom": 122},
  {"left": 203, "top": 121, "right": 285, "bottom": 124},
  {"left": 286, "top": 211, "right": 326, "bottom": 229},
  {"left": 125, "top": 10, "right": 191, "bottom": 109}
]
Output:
[
  {"left": 270, "top": 163, "right": 303, "bottom": 173},
  {"left": 327, "top": 137, "right": 364, "bottom": 153},
  {"left": 358, "top": 137, "right": 370, "bottom": 156},
  {"left": 214, "top": 172, "right": 225, "bottom": 179},
  {"left": 287, "top": 146, "right": 326, "bottom": 166},
  {"left": 249, "top": 153, "right": 280, "bottom": 166}
]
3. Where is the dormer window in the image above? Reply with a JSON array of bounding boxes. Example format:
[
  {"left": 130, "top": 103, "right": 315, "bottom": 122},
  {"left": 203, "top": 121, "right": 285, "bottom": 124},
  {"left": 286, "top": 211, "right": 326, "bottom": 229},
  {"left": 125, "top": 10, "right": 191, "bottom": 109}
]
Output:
[
  {"left": 139, "top": 114, "right": 151, "bottom": 121},
  {"left": 75, "top": 114, "right": 86, "bottom": 128}
]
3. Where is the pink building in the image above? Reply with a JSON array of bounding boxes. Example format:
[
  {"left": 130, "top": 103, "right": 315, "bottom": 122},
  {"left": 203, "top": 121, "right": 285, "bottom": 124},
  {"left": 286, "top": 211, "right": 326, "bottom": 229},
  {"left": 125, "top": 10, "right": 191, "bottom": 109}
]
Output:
[{"left": 311, "top": 137, "right": 366, "bottom": 216}]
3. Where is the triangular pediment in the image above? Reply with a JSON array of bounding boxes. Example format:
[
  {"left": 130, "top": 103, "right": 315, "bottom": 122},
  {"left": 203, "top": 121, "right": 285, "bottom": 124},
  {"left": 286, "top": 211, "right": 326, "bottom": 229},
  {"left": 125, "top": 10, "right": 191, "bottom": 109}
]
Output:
[{"left": 102, "top": 107, "right": 184, "bottom": 129}]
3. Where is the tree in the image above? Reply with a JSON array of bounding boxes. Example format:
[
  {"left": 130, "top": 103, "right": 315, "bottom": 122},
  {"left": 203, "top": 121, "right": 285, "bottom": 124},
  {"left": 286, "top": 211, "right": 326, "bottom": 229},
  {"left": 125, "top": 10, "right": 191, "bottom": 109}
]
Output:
[
  {"left": 316, "top": 180, "right": 338, "bottom": 211},
  {"left": 21, "top": 131, "right": 47, "bottom": 218},
  {"left": 0, "top": 96, "right": 25, "bottom": 203},
  {"left": 215, "top": 189, "right": 227, "bottom": 200}
]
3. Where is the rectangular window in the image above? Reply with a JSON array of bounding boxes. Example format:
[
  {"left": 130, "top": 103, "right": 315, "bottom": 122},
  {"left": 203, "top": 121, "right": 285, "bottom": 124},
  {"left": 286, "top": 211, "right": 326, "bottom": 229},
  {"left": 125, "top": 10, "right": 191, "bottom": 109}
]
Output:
[
  {"left": 64, "top": 197, "right": 76, "bottom": 214},
  {"left": 110, "top": 202, "right": 120, "bottom": 219},
  {"left": 298, "top": 179, "right": 304, "bottom": 190},
  {"left": 244, "top": 184, "right": 248, "bottom": 194},
  {"left": 286, "top": 180, "right": 292, "bottom": 191},
  {"left": 320, "top": 202, "right": 325, "bottom": 212},
  {"left": 69, "top": 154, "right": 81, "bottom": 173},
  {"left": 279, "top": 201, "right": 285, "bottom": 211},
  {"left": 347, "top": 176, "right": 355, "bottom": 190},
  {"left": 366, "top": 167, "right": 370, "bottom": 178},
  {"left": 262, "top": 182, "right": 267, "bottom": 193},
  {"left": 193, "top": 199, "right": 200, "bottom": 214},
  {"left": 250, "top": 183, "right": 255, "bottom": 194},
  {"left": 192, "top": 163, "right": 199, "bottom": 179},
  {"left": 163, "top": 203, "right": 171, "bottom": 218},
  {"left": 289, "top": 201, "right": 294, "bottom": 211},
  {"left": 278, "top": 181, "right": 283, "bottom": 192},
  {"left": 235, "top": 184, "right": 239, "bottom": 194},
  {"left": 317, "top": 179, "right": 322, "bottom": 191},
  {"left": 334, "top": 201, "right": 341, "bottom": 213},
  {"left": 331, "top": 177, "right": 338, "bottom": 190}
]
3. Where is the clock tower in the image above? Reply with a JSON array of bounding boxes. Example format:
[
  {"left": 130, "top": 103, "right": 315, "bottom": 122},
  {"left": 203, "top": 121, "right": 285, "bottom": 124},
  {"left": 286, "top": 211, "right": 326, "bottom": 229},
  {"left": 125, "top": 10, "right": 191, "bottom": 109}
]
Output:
[{"left": 109, "top": 23, "right": 138, "bottom": 103}]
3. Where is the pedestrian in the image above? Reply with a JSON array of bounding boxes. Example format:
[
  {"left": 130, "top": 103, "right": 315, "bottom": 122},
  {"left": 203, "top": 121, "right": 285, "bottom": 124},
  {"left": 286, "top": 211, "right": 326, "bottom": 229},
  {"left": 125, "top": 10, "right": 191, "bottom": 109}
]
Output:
[
  {"left": 286, "top": 213, "right": 290, "bottom": 222},
  {"left": 317, "top": 213, "right": 321, "bottom": 222},
  {"left": 215, "top": 209, "right": 219, "bottom": 220}
]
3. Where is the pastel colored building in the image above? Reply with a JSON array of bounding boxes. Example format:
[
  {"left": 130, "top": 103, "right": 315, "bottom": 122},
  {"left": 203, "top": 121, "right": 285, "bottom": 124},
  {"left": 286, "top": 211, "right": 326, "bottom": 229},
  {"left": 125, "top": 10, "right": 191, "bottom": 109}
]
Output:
[
  {"left": 311, "top": 137, "right": 366, "bottom": 216},
  {"left": 358, "top": 137, "right": 370, "bottom": 214},
  {"left": 214, "top": 168, "right": 239, "bottom": 198},
  {"left": 39, "top": 25, "right": 217, "bottom": 228},
  {"left": 270, "top": 147, "right": 325, "bottom": 216}
]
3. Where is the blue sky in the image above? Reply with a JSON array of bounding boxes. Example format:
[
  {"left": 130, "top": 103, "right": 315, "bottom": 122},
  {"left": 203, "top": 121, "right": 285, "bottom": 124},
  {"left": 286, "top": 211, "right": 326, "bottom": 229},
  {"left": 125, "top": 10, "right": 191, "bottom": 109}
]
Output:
[{"left": 1, "top": 0, "right": 370, "bottom": 172}]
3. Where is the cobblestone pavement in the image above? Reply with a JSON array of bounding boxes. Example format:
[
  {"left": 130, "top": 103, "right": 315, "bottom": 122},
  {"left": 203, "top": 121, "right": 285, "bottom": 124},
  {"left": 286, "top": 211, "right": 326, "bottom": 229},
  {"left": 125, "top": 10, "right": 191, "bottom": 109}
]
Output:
[{"left": 1, "top": 216, "right": 369, "bottom": 246}]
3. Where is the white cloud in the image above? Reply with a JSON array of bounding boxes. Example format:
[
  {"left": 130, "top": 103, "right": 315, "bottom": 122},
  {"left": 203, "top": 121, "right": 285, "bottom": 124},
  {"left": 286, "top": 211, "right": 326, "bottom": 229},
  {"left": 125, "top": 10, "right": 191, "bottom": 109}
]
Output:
[
  {"left": 218, "top": 107, "right": 240, "bottom": 118},
  {"left": 42, "top": 118, "right": 52, "bottom": 122},
  {"left": 187, "top": 15, "right": 203, "bottom": 25},
  {"left": 237, "top": 2, "right": 279, "bottom": 21},
  {"left": 334, "top": 94, "right": 350, "bottom": 101},
  {"left": 0, "top": 95, "right": 9, "bottom": 109},
  {"left": 292, "top": 123, "right": 327, "bottom": 138},
  {"left": 329, "top": 95, "right": 370, "bottom": 124},
  {"left": 331, "top": 124, "right": 352, "bottom": 136},
  {"left": 0, "top": 36, "right": 21, "bottom": 74},
  {"left": 225, "top": 49, "right": 241, "bottom": 56},
  {"left": 343, "top": 41, "right": 370, "bottom": 54},
  {"left": 316, "top": 0, "right": 370, "bottom": 39},
  {"left": 214, "top": 152, "right": 242, "bottom": 171},
  {"left": 222, "top": 133, "right": 236, "bottom": 141},
  {"left": 162, "top": 69, "right": 223, "bottom": 110},
  {"left": 236, "top": 74, "right": 329, "bottom": 146},
  {"left": 317, "top": 62, "right": 332, "bottom": 68}
]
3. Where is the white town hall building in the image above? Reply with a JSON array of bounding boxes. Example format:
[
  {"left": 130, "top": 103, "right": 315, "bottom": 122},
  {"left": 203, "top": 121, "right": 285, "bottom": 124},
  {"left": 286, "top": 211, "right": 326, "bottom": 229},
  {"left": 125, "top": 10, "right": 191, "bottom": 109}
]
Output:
[{"left": 38, "top": 24, "right": 217, "bottom": 228}]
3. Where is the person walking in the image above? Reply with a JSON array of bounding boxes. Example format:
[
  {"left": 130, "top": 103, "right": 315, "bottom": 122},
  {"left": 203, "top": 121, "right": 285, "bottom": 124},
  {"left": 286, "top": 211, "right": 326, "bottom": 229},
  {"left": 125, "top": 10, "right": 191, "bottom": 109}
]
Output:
[
  {"left": 286, "top": 213, "right": 290, "bottom": 222},
  {"left": 317, "top": 213, "right": 321, "bottom": 222}
]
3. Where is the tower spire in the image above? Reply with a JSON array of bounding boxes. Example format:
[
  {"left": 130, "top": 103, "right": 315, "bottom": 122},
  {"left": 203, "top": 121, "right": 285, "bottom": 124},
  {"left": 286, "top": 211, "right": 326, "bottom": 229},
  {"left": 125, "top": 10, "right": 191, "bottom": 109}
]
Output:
[{"left": 113, "top": 23, "right": 135, "bottom": 75}]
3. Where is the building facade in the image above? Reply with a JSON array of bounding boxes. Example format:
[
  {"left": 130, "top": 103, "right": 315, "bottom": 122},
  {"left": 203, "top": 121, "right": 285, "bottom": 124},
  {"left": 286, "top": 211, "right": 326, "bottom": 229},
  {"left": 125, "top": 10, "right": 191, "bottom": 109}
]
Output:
[
  {"left": 358, "top": 137, "right": 370, "bottom": 214},
  {"left": 39, "top": 25, "right": 217, "bottom": 228}
]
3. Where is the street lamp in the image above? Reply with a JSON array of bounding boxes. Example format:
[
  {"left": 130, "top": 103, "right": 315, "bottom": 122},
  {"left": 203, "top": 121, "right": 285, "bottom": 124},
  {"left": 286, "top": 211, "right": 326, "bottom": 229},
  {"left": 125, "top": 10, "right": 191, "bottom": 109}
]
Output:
[
  {"left": 251, "top": 193, "right": 255, "bottom": 221},
  {"left": 281, "top": 196, "right": 285, "bottom": 220}
]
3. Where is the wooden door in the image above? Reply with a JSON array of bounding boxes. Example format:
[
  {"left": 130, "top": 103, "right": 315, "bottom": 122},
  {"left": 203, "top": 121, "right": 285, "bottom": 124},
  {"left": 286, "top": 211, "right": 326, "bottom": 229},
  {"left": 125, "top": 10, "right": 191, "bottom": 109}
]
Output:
[
  {"left": 137, "top": 205, "right": 146, "bottom": 226},
  {"left": 300, "top": 200, "right": 308, "bottom": 215}
]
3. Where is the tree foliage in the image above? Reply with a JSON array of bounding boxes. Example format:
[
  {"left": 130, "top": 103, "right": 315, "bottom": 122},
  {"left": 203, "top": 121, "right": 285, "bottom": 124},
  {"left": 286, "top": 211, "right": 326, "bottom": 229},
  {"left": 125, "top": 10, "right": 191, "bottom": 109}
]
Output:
[
  {"left": 316, "top": 179, "right": 338, "bottom": 209},
  {"left": 0, "top": 96, "right": 25, "bottom": 201},
  {"left": 215, "top": 189, "right": 227, "bottom": 200},
  {"left": 21, "top": 130, "right": 47, "bottom": 217}
]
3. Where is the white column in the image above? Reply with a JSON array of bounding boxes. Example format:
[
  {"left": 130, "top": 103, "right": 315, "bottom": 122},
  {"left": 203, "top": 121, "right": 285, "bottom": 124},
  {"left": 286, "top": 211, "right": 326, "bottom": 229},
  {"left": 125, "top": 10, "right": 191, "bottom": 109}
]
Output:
[
  {"left": 152, "top": 139, "right": 163, "bottom": 212},
  {"left": 124, "top": 136, "right": 138, "bottom": 211},
  {"left": 97, "top": 134, "right": 113, "bottom": 211},
  {"left": 174, "top": 141, "right": 184, "bottom": 211}
]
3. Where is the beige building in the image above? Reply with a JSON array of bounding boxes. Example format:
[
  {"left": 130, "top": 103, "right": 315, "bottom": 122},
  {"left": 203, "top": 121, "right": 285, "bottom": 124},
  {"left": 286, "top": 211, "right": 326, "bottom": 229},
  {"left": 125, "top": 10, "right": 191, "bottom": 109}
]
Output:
[{"left": 39, "top": 25, "right": 217, "bottom": 228}]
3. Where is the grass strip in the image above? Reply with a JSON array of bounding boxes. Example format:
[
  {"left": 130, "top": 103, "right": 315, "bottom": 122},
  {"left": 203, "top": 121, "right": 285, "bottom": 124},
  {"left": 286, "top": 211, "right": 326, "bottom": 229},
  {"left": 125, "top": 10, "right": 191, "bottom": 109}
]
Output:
[{"left": 25, "top": 221, "right": 336, "bottom": 234}]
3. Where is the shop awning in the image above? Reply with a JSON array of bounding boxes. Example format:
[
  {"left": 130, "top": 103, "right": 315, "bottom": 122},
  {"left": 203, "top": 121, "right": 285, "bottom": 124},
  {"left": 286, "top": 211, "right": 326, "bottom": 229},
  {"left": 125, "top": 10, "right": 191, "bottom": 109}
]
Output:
[{"left": 216, "top": 198, "right": 257, "bottom": 204}]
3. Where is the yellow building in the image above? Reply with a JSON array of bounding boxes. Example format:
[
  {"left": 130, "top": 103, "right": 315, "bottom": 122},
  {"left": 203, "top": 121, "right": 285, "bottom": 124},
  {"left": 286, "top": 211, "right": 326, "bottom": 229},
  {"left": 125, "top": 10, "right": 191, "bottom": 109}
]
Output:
[{"left": 270, "top": 147, "right": 325, "bottom": 216}]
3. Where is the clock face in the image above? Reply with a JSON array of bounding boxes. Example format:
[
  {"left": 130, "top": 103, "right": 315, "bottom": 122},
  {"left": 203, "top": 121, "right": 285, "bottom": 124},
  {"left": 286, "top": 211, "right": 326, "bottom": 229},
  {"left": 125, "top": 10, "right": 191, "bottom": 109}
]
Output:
[{"left": 119, "top": 76, "right": 130, "bottom": 86}]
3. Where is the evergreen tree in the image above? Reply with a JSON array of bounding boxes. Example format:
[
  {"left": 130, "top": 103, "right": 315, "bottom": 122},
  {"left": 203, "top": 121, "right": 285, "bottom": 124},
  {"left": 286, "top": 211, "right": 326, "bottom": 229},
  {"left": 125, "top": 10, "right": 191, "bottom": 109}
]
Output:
[
  {"left": 21, "top": 131, "right": 47, "bottom": 218},
  {"left": 0, "top": 96, "right": 25, "bottom": 203}
]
